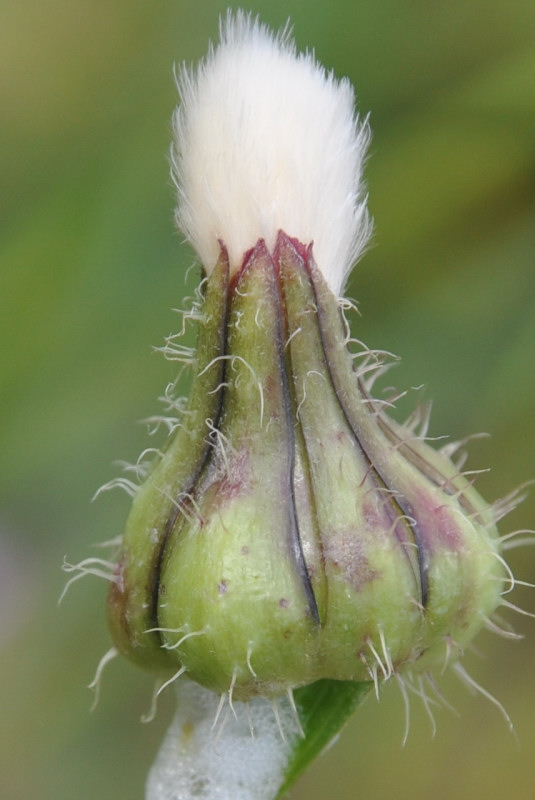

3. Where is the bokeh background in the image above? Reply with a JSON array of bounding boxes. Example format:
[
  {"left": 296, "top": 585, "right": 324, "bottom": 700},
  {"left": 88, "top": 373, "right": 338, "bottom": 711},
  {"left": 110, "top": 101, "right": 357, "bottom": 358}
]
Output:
[{"left": 1, "top": 1, "right": 534, "bottom": 798}]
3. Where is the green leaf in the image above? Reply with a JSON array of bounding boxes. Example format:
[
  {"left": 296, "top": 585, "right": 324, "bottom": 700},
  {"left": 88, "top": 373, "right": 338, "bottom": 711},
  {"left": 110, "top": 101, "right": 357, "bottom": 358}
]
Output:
[{"left": 276, "top": 679, "right": 372, "bottom": 799}]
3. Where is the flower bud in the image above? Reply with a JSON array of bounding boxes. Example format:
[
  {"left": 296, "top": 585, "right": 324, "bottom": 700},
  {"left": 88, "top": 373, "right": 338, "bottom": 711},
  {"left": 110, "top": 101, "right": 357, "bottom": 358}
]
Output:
[
  {"left": 108, "top": 228, "right": 504, "bottom": 701},
  {"left": 105, "top": 13, "right": 510, "bottom": 720}
]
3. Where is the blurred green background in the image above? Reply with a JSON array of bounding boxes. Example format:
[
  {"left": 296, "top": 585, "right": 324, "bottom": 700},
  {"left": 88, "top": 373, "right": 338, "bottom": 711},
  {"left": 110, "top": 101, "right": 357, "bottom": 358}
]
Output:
[{"left": 1, "top": 1, "right": 534, "bottom": 798}]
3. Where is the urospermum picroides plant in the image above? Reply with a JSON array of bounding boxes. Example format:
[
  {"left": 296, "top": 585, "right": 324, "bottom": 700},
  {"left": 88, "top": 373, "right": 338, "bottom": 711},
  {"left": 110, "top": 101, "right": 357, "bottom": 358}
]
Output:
[{"left": 63, "top": 11, "right": 533, "bottom": 800}]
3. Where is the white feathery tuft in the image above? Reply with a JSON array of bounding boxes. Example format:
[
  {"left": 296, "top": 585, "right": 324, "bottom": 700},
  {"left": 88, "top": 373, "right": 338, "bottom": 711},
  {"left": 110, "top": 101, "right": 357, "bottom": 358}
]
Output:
[{"left": 172, "top": 10, "right": 371, "bottom": 295}]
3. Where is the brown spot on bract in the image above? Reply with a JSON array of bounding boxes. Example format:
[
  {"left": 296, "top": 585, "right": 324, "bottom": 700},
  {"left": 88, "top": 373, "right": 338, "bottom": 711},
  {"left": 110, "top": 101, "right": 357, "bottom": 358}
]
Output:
[{"left": 324, "top": 528, "right": 379, "bottom": 591}]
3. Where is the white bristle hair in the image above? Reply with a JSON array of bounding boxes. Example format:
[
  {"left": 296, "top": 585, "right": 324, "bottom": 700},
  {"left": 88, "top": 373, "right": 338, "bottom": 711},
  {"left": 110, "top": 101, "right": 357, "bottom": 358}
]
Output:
[{"left": 171, "top": 10, "right": 371, "bottom": 295}]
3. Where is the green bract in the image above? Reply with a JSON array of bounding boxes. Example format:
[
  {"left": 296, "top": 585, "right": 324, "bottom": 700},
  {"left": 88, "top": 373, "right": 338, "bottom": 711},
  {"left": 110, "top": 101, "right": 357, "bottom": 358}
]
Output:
[{"left": 108, "top": 232, "right": 504, "bottom": 701}]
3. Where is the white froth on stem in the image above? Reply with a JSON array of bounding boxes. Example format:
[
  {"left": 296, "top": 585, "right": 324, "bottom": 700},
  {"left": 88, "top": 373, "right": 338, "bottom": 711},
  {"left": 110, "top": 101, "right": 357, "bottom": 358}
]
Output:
[{"left": 146, "top": 680, "right": 298, "bottom": 800}]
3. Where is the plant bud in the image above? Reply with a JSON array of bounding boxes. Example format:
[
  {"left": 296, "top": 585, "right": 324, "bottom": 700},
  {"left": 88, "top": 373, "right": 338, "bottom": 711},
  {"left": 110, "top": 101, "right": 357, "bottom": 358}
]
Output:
[{"left": 107, "top": 230, "right": 504, "bottom": 701}]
